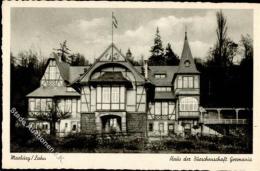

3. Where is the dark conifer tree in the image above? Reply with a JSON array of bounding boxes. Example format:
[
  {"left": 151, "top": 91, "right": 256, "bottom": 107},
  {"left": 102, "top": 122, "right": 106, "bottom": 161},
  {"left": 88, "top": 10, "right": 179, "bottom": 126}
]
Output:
[
  {"left": 164, "top": 43, "right": 179, "bottom": 65},
  {"left": 148, "top": 27, "right": 165, "bottom": 65}
]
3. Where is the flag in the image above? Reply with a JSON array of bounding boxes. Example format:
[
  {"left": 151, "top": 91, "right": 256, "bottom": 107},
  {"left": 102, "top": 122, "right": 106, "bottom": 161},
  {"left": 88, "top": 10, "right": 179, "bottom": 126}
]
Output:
[{"left": 112, "top": 13, "right": 118, "bottom": 28}]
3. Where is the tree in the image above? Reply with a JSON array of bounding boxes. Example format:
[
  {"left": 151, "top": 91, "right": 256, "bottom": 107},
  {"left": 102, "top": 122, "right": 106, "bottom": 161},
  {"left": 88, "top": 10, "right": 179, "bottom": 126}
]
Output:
[
  {"left": 239, "top": 34, "right": 253, "bottom": 108},
  {"left": 148, "top": 27, "right": 165, "bottom": 65},
  {"left": 10, "top": 50, "right": 47, "bottom": 141},
  {"left": 54, "top": 40, "right": 71, "bottom": 63},
  {"left": 126, "top": 48, "right": 132, "bottom": 60},
  {"left": 70, "top": 53, "right": 89, "bottom": 66},
  {"left": 222, "top": 38, "right": 238, "bottom": 65},
  {"left": 204, "top": 10, "right": 240, "bottom": 107},
  {"left": 216, "top": 10, "right": 227, "bottom": 66},
  {"left": 34, "top": 100, "right": 71, "bottom": 136},
  {"left": 164, "top": 43, "right": 179, "bottom": 65},
  {"left": 208, "top": 10, "right": 239, "bottom": 67},
  {"left": 125, "top": 48, "right": 139, "bottom": 66},
  {"left": 240, "top": 34, "right": 253, "bottom": 61},
  {"left": 139, "top": 55, "right": 144, "bottom": 66}
]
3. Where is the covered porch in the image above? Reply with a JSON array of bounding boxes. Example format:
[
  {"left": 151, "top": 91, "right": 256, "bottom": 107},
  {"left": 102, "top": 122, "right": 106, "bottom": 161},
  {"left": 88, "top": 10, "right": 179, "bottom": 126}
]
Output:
[{"left": 95, "top": 112, "right": 127, "bottom": 133}]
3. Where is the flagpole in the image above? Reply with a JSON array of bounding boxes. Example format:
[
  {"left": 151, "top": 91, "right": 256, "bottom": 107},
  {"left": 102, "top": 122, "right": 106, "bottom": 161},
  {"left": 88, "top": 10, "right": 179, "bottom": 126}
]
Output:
[{"left": 112, "top": 12, "right": 114, "bottom": 61}]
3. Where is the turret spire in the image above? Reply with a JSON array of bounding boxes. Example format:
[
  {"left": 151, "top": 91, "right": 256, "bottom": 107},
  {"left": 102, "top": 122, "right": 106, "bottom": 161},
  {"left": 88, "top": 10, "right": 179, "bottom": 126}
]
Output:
[
  {"left": 185, "top": 25, "right": 187, "bottom": 40},
  {"left": 176, "top": 29, "right": 199, "bottom": 74}
]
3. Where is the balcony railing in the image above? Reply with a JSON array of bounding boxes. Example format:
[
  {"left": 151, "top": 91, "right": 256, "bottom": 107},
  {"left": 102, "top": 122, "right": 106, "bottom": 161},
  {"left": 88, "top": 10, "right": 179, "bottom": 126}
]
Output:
[
  {"left": 179, "top": 111, "right": 199, "bottom": 118},
  {"left": 203, "top": 119, "right": 247, "bottom": 125}
]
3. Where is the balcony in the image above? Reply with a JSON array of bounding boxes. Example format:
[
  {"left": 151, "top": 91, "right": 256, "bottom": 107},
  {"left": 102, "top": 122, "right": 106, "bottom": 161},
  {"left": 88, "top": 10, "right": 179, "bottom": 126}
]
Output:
[
  {"left": 178, "top": 111, "right": 200, "bottom": 119},
  {"left": 203, "top": 118, "right": 247, "bottom": 125}
]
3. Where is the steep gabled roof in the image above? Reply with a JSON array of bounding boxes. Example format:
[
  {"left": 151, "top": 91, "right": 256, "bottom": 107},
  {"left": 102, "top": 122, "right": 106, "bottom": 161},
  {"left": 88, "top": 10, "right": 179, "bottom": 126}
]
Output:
[
  {"left": 27, "top": 87, "right": 80, "bottom": 97},
  {"left": 69, "top": 66, "right": 89, "bottom": 83},
  {"left": 73, "top": 43, "right": 152, "bottom": 85},
  {"left": 53, "top": 56, "right": 90, "bottom": 84},
  {"left": 135, "top": 66, "right": 178, "bottom": 86},
  {"left": 176, "top": 32, "right": 199, "bottom": 74},
  {"left": 54, "top": 56, "right": 70, "bottom": 82}
]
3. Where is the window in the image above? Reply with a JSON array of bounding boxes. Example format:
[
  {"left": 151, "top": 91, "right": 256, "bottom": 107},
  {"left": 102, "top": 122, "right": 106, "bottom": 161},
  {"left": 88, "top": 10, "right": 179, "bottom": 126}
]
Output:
[
  {"left": 65, "top": 99, "right": 72, "bottom": 112},
  {"left": 30, "top": 98, "right": 77, "bottom": 113},
  {"left": 194, "top": 76, "right": 199, "bottom": 88},
  {"left": 65, "top": 123, "right": 68, "bottom": 128},
  {"left": 46, "top": 99, "right": 52, "bottom": 111},
  {"left": 155, "top": 102, "right": 161, "bottom": 115},
  {"left": 35, "top": 99, "right": 41, "bottom": 111},
  {"left": 180, "top": 97, "right": 198, "bottom": 111},
  {"left": 111, "top": 87, "right": 120, "bottom": 103},
  {"left": 29, "top": 100, "right": 35, "bottom": 111},
  {"left": 150, "top": 103, "right": 155, "bottom": 115},
  {"left": 155, "top": 87, "right": 171, "bottom": 92},
  {"left": 97, "top": 87, "right": 101, "bottom": 103},
  {"left": 58, "top": 99, "right": 65, "bottom": 112},
  {"left": 72, "top": 99, "right": 77, "bottom": 113},
  {"left": 183, "top": 77, "right": 188, "bottom": 88},
  {"left": 43, "top": 124, "right": 48, "bottom": 130},
  {"left": 55, "top": 98, "right": 76, "bottom": 113},
  {"left": 179, "top": 76, "right": 196, "bottom": 88},
  {"left": 178, "top": 77, "right": 182, "bottom": 88},
  {"left": 96, "top": 86, "right": 125, "bottom": 110},
  {"left": 77, "top": 99, "right": 81, "bottom": 113},
  {"left": 72, "top": 125, "right": 76, "bottom": 131},
  {"left": 103, "top": 87, "right": 110, "bottom": 103},
  {"left": 149, "top": 123, "right": 153, "bottom": 132},
  {"left": 159, "top": 123, "right": 164, "bottom": 133},
  {"left": 30, "top": 98, "right": 53, "bottom": 112},
  {"left": 184, "top": 60, "right": 191, "bottom": 67},
  {"left": 149, "top": 101, "right": 175, "bottom": 116},
  {"left": 188, "top": 77, "right": 193, "bottom": 88},
  {"left": 154, "top": 74, "right": 166, "bottom": 78},
  {"left": 162, "top": 102, "right": 168, "bottom": 115},
  {"left": 169, "top": 102, "right": 175, "bottom": 114},
  {"left": 168, "top": 124, "right": 174, "bottom": 131},
  {"left": 41, "top": 99, "right": 46, "bottom": 111}
]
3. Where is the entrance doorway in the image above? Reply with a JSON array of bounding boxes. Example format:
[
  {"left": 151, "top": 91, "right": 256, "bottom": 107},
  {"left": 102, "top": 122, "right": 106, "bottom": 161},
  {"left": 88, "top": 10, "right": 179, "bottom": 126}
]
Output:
[{"left": 101, "top": 115, "right": 122, "bottom": 133}]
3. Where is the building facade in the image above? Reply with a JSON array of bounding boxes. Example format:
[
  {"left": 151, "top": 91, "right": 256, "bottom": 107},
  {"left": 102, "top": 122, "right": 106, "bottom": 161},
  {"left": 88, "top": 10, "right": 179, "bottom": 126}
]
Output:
[{"left": 27, "top": 33, "right": 202, "bottom": 137}]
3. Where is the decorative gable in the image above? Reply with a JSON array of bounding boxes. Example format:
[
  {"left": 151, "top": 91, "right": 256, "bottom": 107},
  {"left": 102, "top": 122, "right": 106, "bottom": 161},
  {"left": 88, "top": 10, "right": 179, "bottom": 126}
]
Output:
[
  {"left": 41, "top": 59, "right": 64, "bottom": 87},
  {"left": 99, "top": 43, "right": 125, "bottom": 62}
]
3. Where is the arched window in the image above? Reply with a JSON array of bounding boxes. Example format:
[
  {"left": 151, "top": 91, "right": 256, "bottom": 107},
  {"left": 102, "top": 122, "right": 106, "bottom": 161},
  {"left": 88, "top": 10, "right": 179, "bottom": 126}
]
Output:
[{"left": 180, "top": 97, "right": 198, "bottom": 111}]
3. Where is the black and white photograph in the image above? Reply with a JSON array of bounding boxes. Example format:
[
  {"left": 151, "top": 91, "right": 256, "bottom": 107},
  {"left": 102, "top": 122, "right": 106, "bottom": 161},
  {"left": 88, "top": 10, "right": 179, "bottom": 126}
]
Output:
[{"left": 2, "top": 1, "right": 260, "bottom": 170}]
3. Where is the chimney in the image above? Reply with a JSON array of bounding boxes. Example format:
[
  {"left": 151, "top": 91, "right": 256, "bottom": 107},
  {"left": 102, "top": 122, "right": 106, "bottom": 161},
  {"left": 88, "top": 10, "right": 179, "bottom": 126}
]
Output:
[{"left": 144, "top": 60, "right": 148, "bottom": 79}]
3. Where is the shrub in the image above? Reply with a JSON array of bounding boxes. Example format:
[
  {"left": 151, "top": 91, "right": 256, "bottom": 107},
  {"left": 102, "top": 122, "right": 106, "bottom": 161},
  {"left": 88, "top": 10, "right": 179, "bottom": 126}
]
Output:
[
  {"left": 124, "top": 137, "right": 144, "bottom": 151},
  {"left": 97, "top": 135, "right": 125, "bottom": 149},
  {"left": 146, "top": 141, "right": 167, "bottom": 152},
  {"left": 11, "top": 126, "right": 33, "bottom": 146},
  {"left": 61, "top": 133, "right": 98, "bottom": 152},
  {"left": 175, "top": 140, "right": 196, "bottom": 151}
]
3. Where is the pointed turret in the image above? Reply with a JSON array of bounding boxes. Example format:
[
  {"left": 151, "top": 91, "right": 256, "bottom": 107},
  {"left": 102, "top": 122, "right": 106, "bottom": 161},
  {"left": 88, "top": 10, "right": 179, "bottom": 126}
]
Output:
[{"left": 176, "top": 31, "right": 199, "bottom": 74}]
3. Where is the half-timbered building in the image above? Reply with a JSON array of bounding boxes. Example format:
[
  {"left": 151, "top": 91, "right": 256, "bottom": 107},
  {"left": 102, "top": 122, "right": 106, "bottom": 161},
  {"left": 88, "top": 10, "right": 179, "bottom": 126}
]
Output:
[{"left": 27, "top": 32, "right": 201, "bottom": 137}]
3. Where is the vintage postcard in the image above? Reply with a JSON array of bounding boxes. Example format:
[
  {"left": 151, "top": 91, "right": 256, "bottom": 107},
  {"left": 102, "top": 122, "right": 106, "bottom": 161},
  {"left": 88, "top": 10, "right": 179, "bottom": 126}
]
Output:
[{"left": 2, "top": 1, "right": 260, "bottom": 170}]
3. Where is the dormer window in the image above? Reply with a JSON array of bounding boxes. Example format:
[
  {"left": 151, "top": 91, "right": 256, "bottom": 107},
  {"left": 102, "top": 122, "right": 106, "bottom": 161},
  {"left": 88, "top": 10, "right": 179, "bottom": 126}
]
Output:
[
  {"left": 155, "top": 87, "right": 171, "bottom": 92},
  {"left": 154, "top": 73, "right": 166, "bottom": 78},
  {"left": 184, "top": 60, "right": 191, "bottom": 67}
]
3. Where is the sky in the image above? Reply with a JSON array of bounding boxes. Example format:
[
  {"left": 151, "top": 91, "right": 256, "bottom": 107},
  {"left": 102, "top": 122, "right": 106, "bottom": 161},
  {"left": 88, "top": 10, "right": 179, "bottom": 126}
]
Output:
[{"left": 11, "top": 8, "right": 253, "bottom": 63}]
